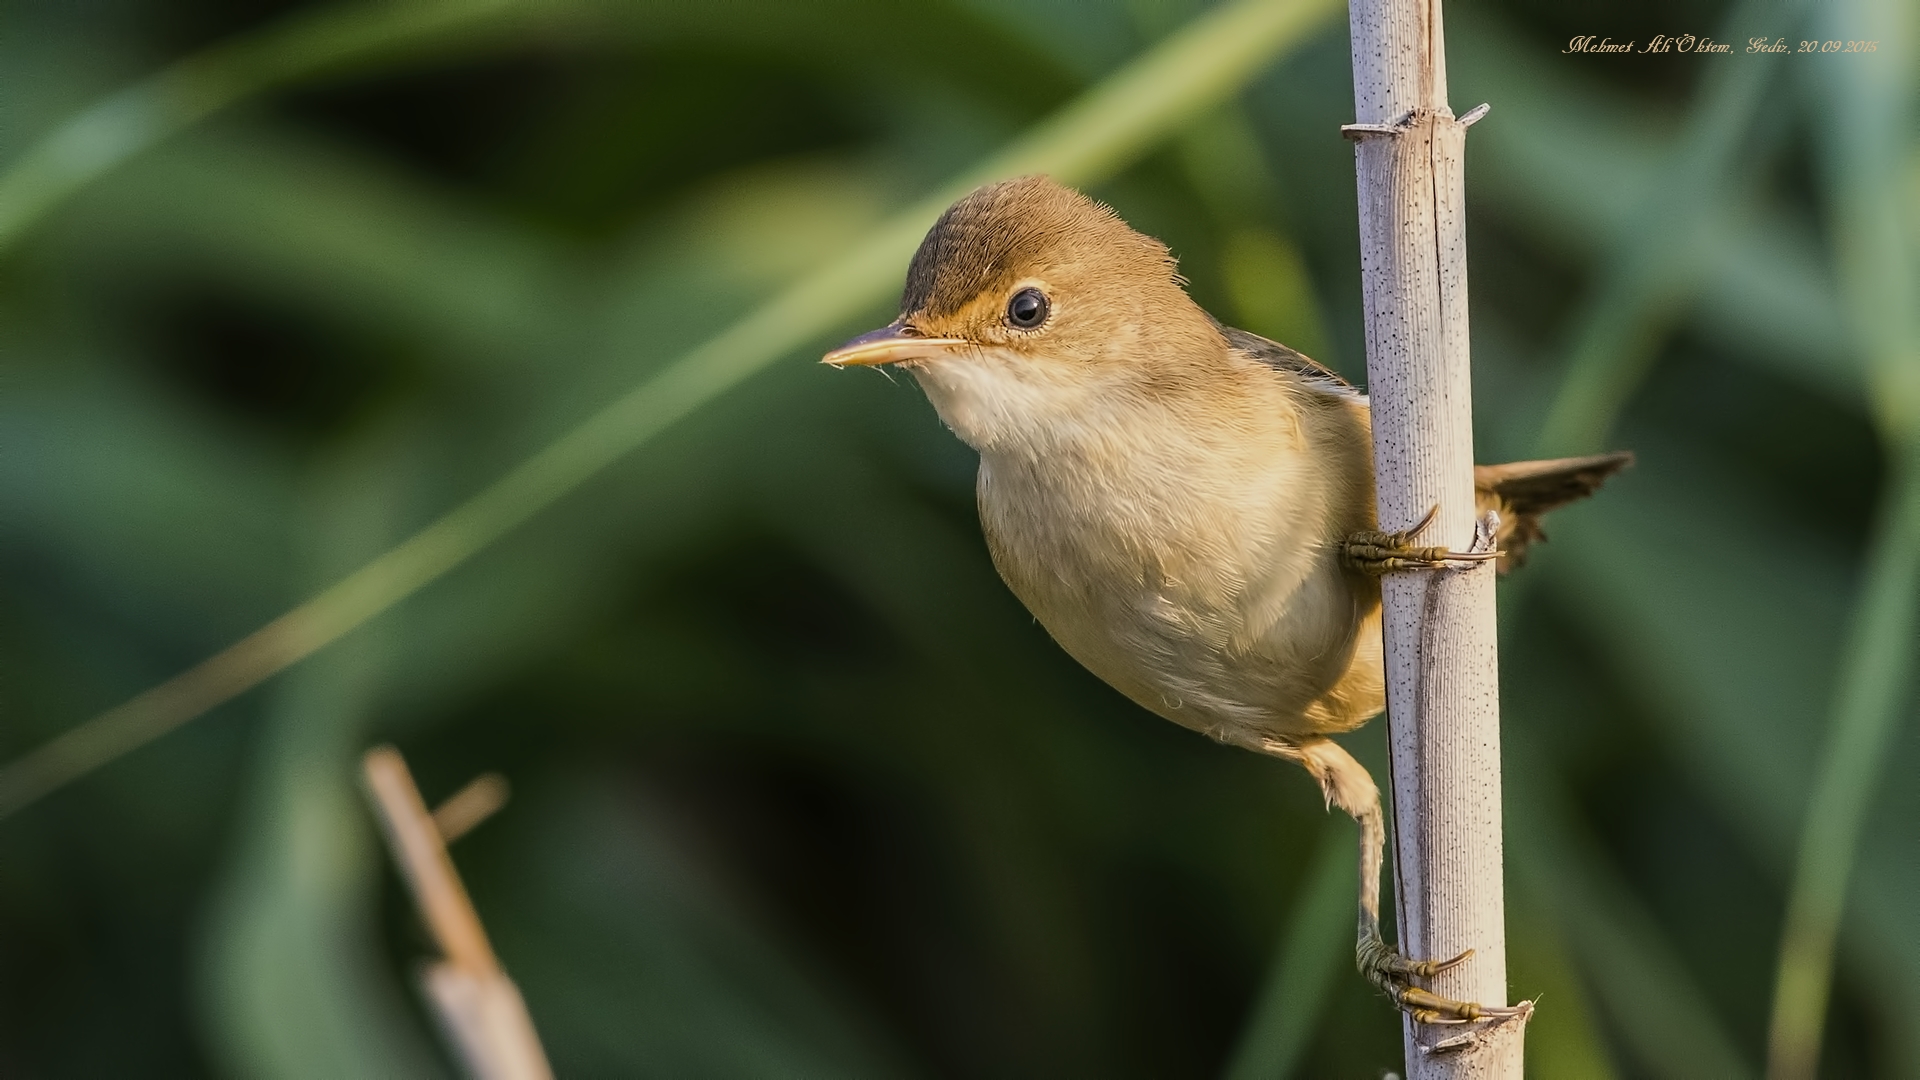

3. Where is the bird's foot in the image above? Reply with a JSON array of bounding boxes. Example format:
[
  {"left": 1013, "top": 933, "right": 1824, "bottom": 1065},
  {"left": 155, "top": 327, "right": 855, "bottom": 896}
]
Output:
[
  {"left": 1358, "top": 935, "right": 1531, "bottom": 1025},
  {"left": 1342, "top": 505, "right": 1501, "bottom": 575}
]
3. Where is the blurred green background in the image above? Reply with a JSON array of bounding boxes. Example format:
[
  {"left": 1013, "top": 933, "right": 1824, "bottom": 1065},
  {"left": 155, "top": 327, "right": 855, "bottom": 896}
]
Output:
[{"left": 1, "top": 0, "right": 1913, "bottom": 1076}]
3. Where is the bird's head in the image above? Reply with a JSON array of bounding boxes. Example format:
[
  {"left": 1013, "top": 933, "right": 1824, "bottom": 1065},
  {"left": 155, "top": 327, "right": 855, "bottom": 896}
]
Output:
[{"left": 823, "top": 175, "right": 1223, "bottom": 453}]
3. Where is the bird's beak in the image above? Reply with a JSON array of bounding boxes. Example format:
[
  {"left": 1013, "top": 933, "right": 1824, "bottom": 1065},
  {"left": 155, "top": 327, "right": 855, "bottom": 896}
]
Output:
[{"left": 821, "top": 322, "right": 968, "bottom": 367}]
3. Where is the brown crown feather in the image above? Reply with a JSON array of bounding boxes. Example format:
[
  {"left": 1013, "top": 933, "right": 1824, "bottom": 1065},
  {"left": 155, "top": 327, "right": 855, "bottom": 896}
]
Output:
[{"left": 901, "top": 175, "right": 1178, "bottom": 321}]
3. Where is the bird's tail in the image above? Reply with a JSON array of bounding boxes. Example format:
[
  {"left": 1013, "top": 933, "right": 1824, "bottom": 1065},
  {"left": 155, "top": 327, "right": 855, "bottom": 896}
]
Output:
[{"left": 1473, "top": 451, "right": 1634, "bottom": 572}]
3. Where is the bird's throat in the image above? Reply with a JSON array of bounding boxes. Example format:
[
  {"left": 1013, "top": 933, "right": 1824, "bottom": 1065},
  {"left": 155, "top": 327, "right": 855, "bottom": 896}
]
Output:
[{"left": 906, "top": 351, "right": 1125, "bottom": 455}]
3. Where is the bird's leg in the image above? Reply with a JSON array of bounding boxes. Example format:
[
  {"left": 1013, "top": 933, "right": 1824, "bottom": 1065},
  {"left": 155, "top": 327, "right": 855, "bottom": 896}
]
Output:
[
  {"left": 1272, "top": 738, "right": 1527, "bottom": 1025},
  {"left": 1343, "top": 504, "right": 1500, "bottom": 575}
]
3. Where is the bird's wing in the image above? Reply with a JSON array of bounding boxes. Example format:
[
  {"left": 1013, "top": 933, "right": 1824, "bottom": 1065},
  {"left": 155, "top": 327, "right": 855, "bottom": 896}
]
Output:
[{"left": 1217, "top": 324, "right": 1362, "bottom": 401}]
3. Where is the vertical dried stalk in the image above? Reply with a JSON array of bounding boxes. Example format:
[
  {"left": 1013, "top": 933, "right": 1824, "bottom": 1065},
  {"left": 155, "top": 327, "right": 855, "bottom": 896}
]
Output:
[
  {"left": 1345, "top": 0, "right": 1522, "bottom": 1074},
  {"left": 363, "top": 746, "right": 554, "bottom": 1080}
]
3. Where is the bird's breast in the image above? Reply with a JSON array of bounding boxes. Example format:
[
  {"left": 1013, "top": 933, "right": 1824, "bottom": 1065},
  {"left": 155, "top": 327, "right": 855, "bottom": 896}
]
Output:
[{"left": 974, "top": 424, "right": 1366, "bottom": 742}]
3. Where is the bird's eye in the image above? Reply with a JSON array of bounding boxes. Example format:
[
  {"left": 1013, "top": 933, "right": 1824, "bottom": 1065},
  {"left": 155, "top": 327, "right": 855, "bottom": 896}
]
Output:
[{"left": 1006, "top": 287, "right": 1050, "bottom": 329}]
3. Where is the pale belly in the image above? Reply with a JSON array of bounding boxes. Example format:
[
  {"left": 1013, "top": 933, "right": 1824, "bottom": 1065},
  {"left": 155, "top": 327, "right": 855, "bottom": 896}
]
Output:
[{"left": 976, "top": 461, "right": 1383, "bottom": 747}]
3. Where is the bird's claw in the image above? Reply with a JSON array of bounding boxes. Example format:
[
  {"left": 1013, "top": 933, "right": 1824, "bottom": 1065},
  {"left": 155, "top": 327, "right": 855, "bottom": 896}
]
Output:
[
  {"left": 1342, "top": 505, "right": 1502, "bottom": 575},
  {"left": 1360, "top": 937, "right": 1530, "bottom": 1026}
]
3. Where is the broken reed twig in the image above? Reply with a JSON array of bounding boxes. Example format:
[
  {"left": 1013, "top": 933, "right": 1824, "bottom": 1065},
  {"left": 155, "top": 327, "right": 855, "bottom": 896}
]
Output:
[
  {"left": 432, "top": 772, "right": 511, "bottom": 844},
  {"left": 361, "top": 746, "right": 551, "bottom": 1080}
]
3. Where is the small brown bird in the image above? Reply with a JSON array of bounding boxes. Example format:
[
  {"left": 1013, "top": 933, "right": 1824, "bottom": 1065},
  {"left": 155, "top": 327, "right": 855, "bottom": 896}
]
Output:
[{"left": 824, "top": 176, "right": 1627, "bottom": 1022}]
